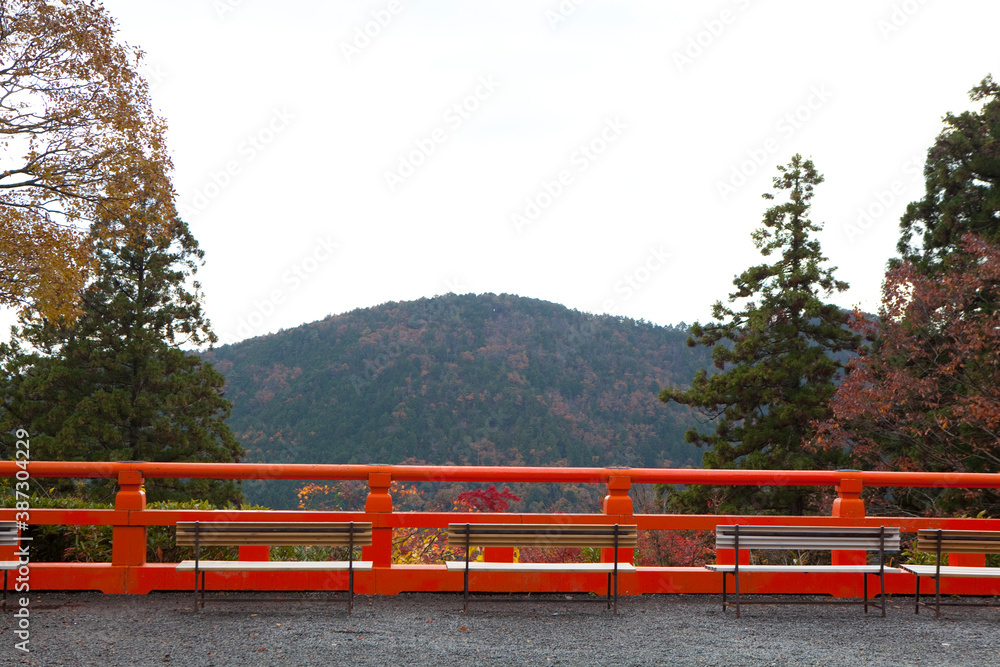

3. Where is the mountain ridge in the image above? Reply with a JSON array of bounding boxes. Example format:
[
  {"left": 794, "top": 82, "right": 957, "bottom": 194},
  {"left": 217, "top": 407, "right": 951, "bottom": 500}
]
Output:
[{"left": 205, "top": 293, "right": 711, "bottom": 508}]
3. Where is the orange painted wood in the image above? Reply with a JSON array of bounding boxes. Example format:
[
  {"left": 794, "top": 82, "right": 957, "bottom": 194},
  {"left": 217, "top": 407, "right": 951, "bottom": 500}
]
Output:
[
  {"left": 4, "top": 461, "right": 1000, "bottom": 596},
  {"left": 4, "top": 460, "right": 1000, "bottom": 489}
]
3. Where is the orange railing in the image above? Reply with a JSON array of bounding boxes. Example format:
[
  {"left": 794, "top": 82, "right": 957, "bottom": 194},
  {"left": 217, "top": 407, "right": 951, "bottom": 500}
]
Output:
[{"left": 2, "top": 461, "right": 999, "bottom": 597}]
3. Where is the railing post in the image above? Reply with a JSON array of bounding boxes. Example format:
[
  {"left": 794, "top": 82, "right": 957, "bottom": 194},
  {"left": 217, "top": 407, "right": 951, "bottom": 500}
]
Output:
[
  {"left": 483, "top": 545, "right": 515, "bottom": 563},
  {"left": 239, "top": 545, "right": 270, "bottom": 561},
  {"left": 832, "top": 477, "right": 865, "bottom": 566},
  {"left": 112, "top": 470, "right": 147, "bottom": 567},
  {"left": 602, "top": 475, "right": 633, "bottom": 563},
  {"left": 363, "top": 472, "right": 393, "bottom": 568}
]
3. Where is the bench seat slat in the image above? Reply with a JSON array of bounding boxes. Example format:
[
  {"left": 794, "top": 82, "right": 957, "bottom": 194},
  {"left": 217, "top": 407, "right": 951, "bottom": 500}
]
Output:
[
  {"left": 916, "top": 530, "right": 1000, "bottom": 539},
  {"left": 902, "top": 564, "right": 1000, "bottom": 578},
  {"left": 444, "top": 561, "right": 637, "bottom": 573},
  {"left": 705, "top": 564, "right": 904, "bottom": 574},
  {"left": 716, "top": 526, "right": 896, "bottom": 535},
  {"left": 176, "top": 537, "right": 372, "bottom": 547},
  {"left": 446, "top": 538, "right": 637, "bottom": 548},
  {"left": 177, "top": 560, "right": 373, "bottom": 572},
  {"left": 175, "top": 522, "right": 373, "bottom": 548},
  {"left": 446, "top": 524, "right": 637, "bottom": 549},
  {"left": 915, "top": 542, "right": 1000, "bottom": 554},
  {"left": 716, "top": 538, "right": 900, "bottom": 549},
  {"left": 0, "top": 521, "right": 20, "bottom": 547},
  {"left": 176, "top": 522, "right": 372, "bottom": 531}
]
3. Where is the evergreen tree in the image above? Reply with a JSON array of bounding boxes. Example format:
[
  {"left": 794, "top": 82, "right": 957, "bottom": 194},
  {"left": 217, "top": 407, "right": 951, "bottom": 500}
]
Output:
[
  {"left": 814, "top": 76, "right": 1000, "bottom": 516},
  {"left": 897, "top": 75, "right": 1000, "bottom": 272},
  {"left": 0, "top": 206, "right": 243, "bottom": 505},
  {"left": 659, "top": 155, "right": 857, "bottom": 515}
]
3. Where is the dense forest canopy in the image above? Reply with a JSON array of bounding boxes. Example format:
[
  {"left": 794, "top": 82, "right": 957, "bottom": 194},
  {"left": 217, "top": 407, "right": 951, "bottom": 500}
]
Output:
[{"left": 204, "top": 293, "right": 712, "bottom": 509}]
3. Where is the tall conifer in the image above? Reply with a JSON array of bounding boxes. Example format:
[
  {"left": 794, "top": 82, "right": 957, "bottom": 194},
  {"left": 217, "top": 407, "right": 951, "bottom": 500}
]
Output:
[
  {"left": 1, "top": 206, "right": 243, "bottom": 505},
  {"left": 660, "top": 155, "right": 856, "bottom": 514}
]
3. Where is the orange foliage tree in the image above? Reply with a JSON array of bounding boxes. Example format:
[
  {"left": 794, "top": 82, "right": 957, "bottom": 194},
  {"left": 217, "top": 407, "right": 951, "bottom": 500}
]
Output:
[
  {"left": 0, "top": 0, "right": 174, "bottom": 320},
  {"left": 812, "top": 234, "right": 1000, "bottom": 515}
]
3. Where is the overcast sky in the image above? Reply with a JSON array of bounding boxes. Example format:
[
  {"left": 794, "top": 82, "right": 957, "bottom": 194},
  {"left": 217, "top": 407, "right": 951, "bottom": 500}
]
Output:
[{"left": 51, "top": 1, "right": 1000, "bottom": 345}]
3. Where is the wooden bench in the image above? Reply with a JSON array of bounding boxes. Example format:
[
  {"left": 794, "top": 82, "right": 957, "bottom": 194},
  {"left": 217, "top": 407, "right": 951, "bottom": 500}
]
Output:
[
  {"left": 444, "top": 523, "right": 637, "bottom": 614},
  {"left": 0, "top": 521, "right": 21, "bottom": 611},
  {"left": 705, "top": 525, "right": 902, "bottom": 618},
  {"left": 175, "top": 521, "right": 373, "bottom": 613},
  {"left": 901, "top": 529, "right": 1000, "bottom": 617}
]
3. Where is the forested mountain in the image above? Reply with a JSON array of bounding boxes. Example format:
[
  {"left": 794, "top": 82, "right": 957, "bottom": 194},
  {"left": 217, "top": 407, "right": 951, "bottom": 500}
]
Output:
[{"left": 205, "top": 293, "right": 712, "bottom": 508}]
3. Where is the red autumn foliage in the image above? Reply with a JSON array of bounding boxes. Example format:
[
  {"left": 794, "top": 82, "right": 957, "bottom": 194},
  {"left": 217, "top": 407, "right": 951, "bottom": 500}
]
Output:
[
  {"left": 812, "top": 234, "right": 1000, "bottom": 514},
  {"left": 453, "top": 485, "right": 521, "bottom": 513}
]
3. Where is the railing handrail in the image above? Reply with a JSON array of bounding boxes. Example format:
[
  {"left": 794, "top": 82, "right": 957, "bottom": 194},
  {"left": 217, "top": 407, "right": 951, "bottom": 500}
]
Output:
[
  {"left": 2, "top": 461, "right": 1000, "bottom": 488},
  {"left": 4, "top": 461, "right": 1000, "bottom": 597}
]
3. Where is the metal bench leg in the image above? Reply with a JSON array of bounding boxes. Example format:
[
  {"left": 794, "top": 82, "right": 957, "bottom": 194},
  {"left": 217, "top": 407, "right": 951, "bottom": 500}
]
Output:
[
  {"left": 721, "top": 573, "right": 727, "bottom": 613},
  {"left": 734, "top": 571, "right": 741, "bottom": 619},
  {"left": 463, "top": 567, "right": 469, "bottom": 614},
  {"left": 607, "top": 573, "right": 611, "bottom": 610},
  {"left": 914, "top": 576, "right": 920, "bottom": 614},
  {"left": 615, "top": 572, "right": 618, "bottom": 616},
  {"left": 879, "top": 572, "right": 886, "bottom": 618},
  {"left": 863, "top": 573, "right": 868, "bottom": 614},
  {"left": 934, "top": 575, "right": 941, "bottom": 619},
  {"left": 348, "top": 568, "right": 354, "bottom": 615}
]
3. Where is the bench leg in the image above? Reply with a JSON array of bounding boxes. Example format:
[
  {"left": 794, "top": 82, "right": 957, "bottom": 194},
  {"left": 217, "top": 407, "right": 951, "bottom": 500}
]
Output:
[
  {"left": 3, "top": 570, "right": 6, "bottom": 612},
  {"left": 348, "top": 568, "right": 354, "bottom": 615},
  {"left": 879, "top": 572, "right": 886, "bottom": 618},
  {"left": 463, "top": 568, "right": 469, "bottom": 614},
  {"left": 615, "top": 572, "right": 618, "bottom": 616},
  {"left": 934, "top": 575, "right": 941, "bottom": 619},
  {"left": 606, "top": 573, "right": 611, "bottom": 611},
  {"left": 863, "top": 573, "right": 868, "bottom": 614},
  {"left": 721, "top": 573, "right": 727, "bottom": 613},
  {"left": 734, "top": 571, "right": 741, "bottom": 619}
]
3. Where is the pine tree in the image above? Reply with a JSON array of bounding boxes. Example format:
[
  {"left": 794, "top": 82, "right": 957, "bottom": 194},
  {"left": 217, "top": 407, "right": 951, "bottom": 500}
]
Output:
[
  {"left": 814, "top": 76, "right": 1000, "bottom": 516},
  {"left": 659, "top": 155, "right": 856, "bottom": 515},
  {"left": 0, "top": 206, "right": 243, "bottom": 505},
  {"left": 897, "top": 75, "right": 1000, "bottom": 272}
]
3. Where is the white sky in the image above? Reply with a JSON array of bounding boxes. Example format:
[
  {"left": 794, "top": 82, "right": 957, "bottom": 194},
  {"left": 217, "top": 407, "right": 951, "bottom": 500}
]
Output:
[{"left": 39, "top": 1, "right": 1000, "bottom": 344}]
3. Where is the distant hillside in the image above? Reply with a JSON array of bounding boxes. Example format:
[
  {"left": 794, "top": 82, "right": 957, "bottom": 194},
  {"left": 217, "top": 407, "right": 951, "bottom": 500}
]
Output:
[{"left": 205, "top": 293, "right": 712, "bottom": 508}]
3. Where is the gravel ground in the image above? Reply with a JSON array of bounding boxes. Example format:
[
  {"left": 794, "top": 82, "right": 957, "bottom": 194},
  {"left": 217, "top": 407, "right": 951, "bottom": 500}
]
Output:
[{"left": 1, "top": 592, "right": 998, "bottom": 666}]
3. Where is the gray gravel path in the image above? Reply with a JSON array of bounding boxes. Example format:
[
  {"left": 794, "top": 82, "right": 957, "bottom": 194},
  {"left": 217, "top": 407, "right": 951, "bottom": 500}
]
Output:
[{"left": 1, "top": 592, "right": 998, "bottom": 666}]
